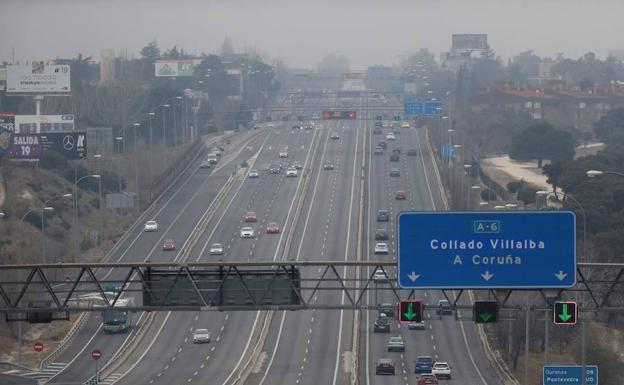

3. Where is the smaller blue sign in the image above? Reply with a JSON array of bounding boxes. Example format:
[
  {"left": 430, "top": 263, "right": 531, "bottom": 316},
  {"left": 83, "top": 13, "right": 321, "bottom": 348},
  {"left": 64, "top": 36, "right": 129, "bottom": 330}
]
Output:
[
  {"left": 392, "top": 84, "right": 404, "bottom": 93},
  {"left": 404, "top": 102, "right": 423, "bottom": 115},
  {"left": 441, "top": 143, "right": 454, "bottom": 158},
  {"left": 543, "top": 365, "right": 598, "bottom": 385},
  {"left": 424, "top": 101, "right": 443, "bottom": 115}
]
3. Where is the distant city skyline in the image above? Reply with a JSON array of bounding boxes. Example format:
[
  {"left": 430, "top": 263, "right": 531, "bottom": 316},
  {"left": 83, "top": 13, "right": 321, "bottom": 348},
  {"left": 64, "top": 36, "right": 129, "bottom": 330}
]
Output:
[{"left": 1, "top": 0, "right": 623, "bottom": 69}]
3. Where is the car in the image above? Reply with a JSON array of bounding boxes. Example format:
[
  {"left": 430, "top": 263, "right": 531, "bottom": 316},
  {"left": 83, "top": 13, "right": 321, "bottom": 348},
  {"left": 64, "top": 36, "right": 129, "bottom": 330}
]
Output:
[
  {"left": 207, "top": 155, "right": 218, "bottom": 164},
  {"left": 266, "top": 222, "right": 281, "bottom": 234},
  {"left": 386, "top": 133, "right": 396, "bottom": 141},
  {"left": 312, "top": 113, "right": 320, "bottom": 120},
  {"left": 373, "top": 316, "right": 391, "bottom": 333},
  {"left": 378, "top": 141, "right": 387, "bottom": 149},
  {"left": 292, "top": 124, "right": 301, "bottom": 130},
  {"left": 407, "top": 148, "right": 418, "bottom": 156},
  {"left": 378, "top": 303, "right": 396, "bottom": 318},
  {"left": 200, "top": 160, "right": 211, "bottom": 169},
  {"left": 304, "top": 124, "right": 314, "bottom": 130},
  {"left": 374, "top": 121, "right": 383, "bottom": 128},
  {"left": 244, "top": 212, "right": 257, "bottom": 222},
  {"left": 393, "top": 128, "right": 401, "bottom": 135},
  {"left": 144, "top": 220, "right": 158, "bottom": 232},
  {"left": 291, "top": 162, "right": 303, "bottom": 170},
  {"left": 211, "top": 148, "right": 222, "bottom": 157},
  {"left": 401, "top": 121, "right": 411, "bottom": 128},
  {"left": 390, "top": 154, "right": 399, "bottom": 162},
  {"left": 390, "top": 168, "right": 400, "bottom": 176},
  {"left": 248, "top": 169, "right": 259, "bottom": 178},
  {"left": 436, "top": 299, "right": 453, "bottom": 315},
  {"left": 279, "top": 151, "right": 288, "bottom": 158},
  {"left": 266, "top": 122, "right": 276, "bottom": 128},
  {"left": 209, "top": 243, "right": 224, "bottom": 255},
  {"left": 323, "top": 163, "right": 335, "bottom": 170},
  {"left": 432, "top": 362, "right": 452, "bottom": 379},
  {"left": 395, "top": 191, "right": 407, "bottom": 200},
  {"left": 286, "top": 167, "right": 298, "bottom": 177},
  {"left": 373, "top": 127, "right": 382, "bottom": 135},
  {"left": 375, "top": 358, "right": 396, "bottom": 375},
  {"left": 240, "top": 227, "right": 255, "bottom": 238},
  {"left": 192, "top": 328, "right": 211, "bottom": 343},
  {"left": 387, "top": 336, "right": 405, "bottom": 352},
  {"left": 374, "top": 146, "right": 384, "bottom": 155},
  {"left": 373, "top": 268, "right": 389, "bottom": 283},
  {"left": 374, "top": 242, "right": 389, "bottom": 254},
  {"left": 392, "top": 147, "right": 401, "bottom": 154},
  {"left": 162, "top": 238, "right": 175, "bottom": 251},
  {"left": 408, "top": 321, "right": 426, "bottom": 330},
  {"left": 415, "top": 356, "right": 434, "bottom": 374},
  {"left": 269, "top": 164, "right": 282, "bottom": 174},
  {"left": 417, "top": 374, "right": 439, "bottom": 385},
  {"left": 377, "top": 210, "right": 389, "bottom": 222},
  {"left": 330, "top": 133, "right": 340, "bottom": 140},
  {"left": 375, "top": 228, "right": 389, "bottom": 240}
]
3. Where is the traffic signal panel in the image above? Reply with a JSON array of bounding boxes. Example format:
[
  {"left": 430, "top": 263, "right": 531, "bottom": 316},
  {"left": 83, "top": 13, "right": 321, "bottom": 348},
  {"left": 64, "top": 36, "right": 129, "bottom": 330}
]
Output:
[
  {"left": 399, "top": 301, "right": 423, "bottom": 323},
  {"left": 473, "top": 301, "right": 498, "bottom": 323},
  {"left": 553, "top": 301, "right": 577, "bottom": 325}
]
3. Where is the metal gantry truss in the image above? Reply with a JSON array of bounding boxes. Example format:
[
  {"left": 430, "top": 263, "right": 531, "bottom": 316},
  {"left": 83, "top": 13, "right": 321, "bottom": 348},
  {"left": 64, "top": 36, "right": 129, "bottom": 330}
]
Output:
[{"left": 0, "top": 261, "right": 622, "bottom": 317}]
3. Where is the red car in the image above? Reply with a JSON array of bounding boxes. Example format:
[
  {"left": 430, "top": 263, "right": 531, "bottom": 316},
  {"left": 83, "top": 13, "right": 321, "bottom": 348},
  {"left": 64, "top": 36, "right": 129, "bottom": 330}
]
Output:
[
  {"left": 244, "top": 212, "right": 257, "bottom": 222},
  {"left": 417, "top": 374, "right": 438, "bottom": 385},
  {"left": 162, "top": 238, "right": 176, "bottom": 251},
  {"left": 266, "top": 222, "right": 281, "bottom": 234},
  {"left": 395, "top": 191, "right": 407, "bottom": 200}
]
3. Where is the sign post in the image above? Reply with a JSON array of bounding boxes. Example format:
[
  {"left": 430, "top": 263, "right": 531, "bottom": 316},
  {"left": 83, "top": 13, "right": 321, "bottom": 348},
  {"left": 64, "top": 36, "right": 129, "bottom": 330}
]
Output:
[
  {"left": 34, "top": 341, "right": 43, "bottom": 363},
  {"left": 397, "top": 212, "right": 576, "bottom": 289},
  {"left": 91, "top": 349, "right": 102, "bottom": 383}
]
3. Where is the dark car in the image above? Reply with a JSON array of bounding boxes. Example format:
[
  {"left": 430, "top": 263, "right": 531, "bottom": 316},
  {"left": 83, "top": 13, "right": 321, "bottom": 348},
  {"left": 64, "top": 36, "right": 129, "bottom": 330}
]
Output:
[
  {"left": 390, "top": 168, "right": 400, "bottom": 177},
  {"left": 373, "top": 128, "right": 382, "bottom": 135},
  {"left": 374, "top": 316, "right": 391, "bottom": 333},
  {"left": 378, "top": 303, "right": 396, "bottom": 318},
  {"left": 392, "top": 148, "right": 401, "bottom": 154},
  {"left": 374, "top": 121, "right": 383, "bottom": 128},
  {"left": 374, "top": 146, "right": 384, "bottom": 155},
  {"left": 415, "top": 356, "right": 434, "bottom": 374},
  {"left": 436, "top": 299, "right": 453, "bottom": 315},
  {"left": 269, "top": 164, "right": 282, "bottom": 174},
  {"left": 395, "top": 190, "right": 407, "bottom": 200},
  {"left": 375, "top": 228, "right": 389, "bottom": 240},
  {"left": 292, "top": 124, "right": 301, "bottom": 130},
  {"left": 323, "top": 163, "right": 335, "bottom": 170},
  {"left": 376, "top": 358, "right": 396, "bottom": 375},
  {"left": 407, "top": 148, "right": 418, "bottom": 156},
  {"left": 376, "top": 209, "right": 389, "bottom": 222},
  {"left": 390, "top": 154, "right": 399, "bottom": 162},
  {"left": 378, "top": 141, "right": 387, "bottom": 149}
]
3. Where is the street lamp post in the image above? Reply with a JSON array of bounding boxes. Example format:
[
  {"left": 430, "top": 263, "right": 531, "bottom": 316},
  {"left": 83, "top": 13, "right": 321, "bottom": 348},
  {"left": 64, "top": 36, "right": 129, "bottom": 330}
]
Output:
[
  {"left": 114, "top": 137, "right": 123, "bottom": 193},
  {"left": 41, "top": 193, "right": 72, "bottom": 262},
  {"left": 148, "top": 112, "right": 155, "bottom": 181},
  {"left": 586, "top": 170, "right": 624, "bottom": 179},
  {"left": 463, "top": 164, "right": 472, "bottom": 209},
  {"left": 73, "top": 175, "right": 101, "bottom": 261},
  {"left": 537, "top": 190, "right": 586, "bottom": 260},
  {"left": 162, "top": 104, "right": 170, "bottom": 147},
  {"left": 132, "top": 122, "right": 140, "bottom": 211},
  {"left": 469, "top": 185, "right": 480, "bottom": 210}
]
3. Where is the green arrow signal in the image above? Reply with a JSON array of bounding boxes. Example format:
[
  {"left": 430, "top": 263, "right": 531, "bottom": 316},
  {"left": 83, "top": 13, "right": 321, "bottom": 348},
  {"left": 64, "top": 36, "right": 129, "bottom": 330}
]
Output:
[
  {"left": 479, "top": 313, "right": 492, "bottom": 322},
  {"left": 558, "top": 303, "right": 573, "bottom": 322},
  {"left": 403, "top": 303, "right": 416, "bottom": 321}
]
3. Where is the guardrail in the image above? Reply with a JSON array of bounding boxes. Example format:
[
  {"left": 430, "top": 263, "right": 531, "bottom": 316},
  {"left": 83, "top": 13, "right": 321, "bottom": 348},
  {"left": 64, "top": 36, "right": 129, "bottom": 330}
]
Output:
[{"left": 40, "top": 306, "right": 91, "bottom": 370}]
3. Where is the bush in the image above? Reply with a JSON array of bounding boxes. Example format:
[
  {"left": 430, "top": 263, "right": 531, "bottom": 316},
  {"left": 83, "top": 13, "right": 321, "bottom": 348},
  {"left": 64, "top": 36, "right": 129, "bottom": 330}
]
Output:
[
  {"left": 80, "top": 236, "right": 95, "bottom": 252},
  {"left": 507, "top": 180, "right": 524, "bottom": 194},
  {"left": 517, "top": 185, "right": 538, "bottom": 205},
  {"left": 481, "top": 189, "right": 497, "bottom": 201},
  {"left": 39, "top": 150, "right": 69, "bottom": 171}
]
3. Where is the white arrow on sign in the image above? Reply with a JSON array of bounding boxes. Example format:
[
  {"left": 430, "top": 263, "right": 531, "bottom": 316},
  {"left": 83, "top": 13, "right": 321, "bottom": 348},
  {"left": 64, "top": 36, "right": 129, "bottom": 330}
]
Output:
[
  {"left": 481, "top": 271, "right": 494, "bottom": 281},
  {"left": 407, "top": 272, "right": 420, "bottom": 282},
  {"left": 555, "top": 271, "right": 567, "bottom": 281}
]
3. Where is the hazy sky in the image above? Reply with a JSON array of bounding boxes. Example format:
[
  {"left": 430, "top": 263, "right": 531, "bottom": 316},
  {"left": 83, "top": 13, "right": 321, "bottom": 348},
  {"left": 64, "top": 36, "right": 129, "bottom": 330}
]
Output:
[{"left": 1, "top": 0, "right": 623, "bottom": 68}]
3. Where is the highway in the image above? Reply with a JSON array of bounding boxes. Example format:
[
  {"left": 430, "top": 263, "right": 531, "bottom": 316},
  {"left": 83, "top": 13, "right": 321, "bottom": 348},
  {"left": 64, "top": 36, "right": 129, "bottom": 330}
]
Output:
[{"left": 45, "top": 90, "right": 507, "bottom": 385}]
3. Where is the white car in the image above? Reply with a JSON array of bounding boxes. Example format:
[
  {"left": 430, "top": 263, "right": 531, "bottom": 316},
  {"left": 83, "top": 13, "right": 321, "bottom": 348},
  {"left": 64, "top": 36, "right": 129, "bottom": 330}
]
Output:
[
  {"left": 279, "top": 151, "right": 288, "bottom": 158},
  {"left": 401, "top": 121, "right": 410, "bottom": 128},
  {"left": 267, "top": 122, "right": 276, "bottom": 128},
  {"left": 248, "top": 169, "right": 259, "bottom": 178},
  {"left": 240, "top": 227, "right": 255, "bottom": 238},
  {"left": 144, "top": 221, "right": 158, "bottom": 232},
  {"left": 373, "top": 268, "right": 389, "bottom": 283},
  {"left": 209, "top": 243, "right": 224, "bottom": 255},
  {"left": 386, "top": 133, "right": 396, "bottom": 141},
  {"left": 374, "top": 242, "right": 389, "bottom": 254},
  {"left": 286, "top": 167, "right": 298, "bottom": 177},
  {"left": 432, "top": 362, "right": 452, "bottom": 379},
  {"left": 192, "top": 328, "right": 211, "bottom": 343}
]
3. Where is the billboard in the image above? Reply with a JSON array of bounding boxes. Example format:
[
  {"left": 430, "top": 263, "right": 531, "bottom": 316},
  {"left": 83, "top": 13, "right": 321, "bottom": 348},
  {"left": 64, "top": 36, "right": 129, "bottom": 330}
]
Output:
[
  {"left": 7, "top": 63, "right": 71, "bottom": 93},
  {"left": 155, "top": 60, "right": 197, "bottom": 77},
  {"left": 452, "top": 34, "right": 488, "bottom": 51},
  {"left": 15, "top": 114, "right": 74, "bottom": 133},
  {"left": 40, "top": 132, "right": 87, "bottom": 159},
  {"left": 8, "top": 134, "right": 43, "bottom": 160}
]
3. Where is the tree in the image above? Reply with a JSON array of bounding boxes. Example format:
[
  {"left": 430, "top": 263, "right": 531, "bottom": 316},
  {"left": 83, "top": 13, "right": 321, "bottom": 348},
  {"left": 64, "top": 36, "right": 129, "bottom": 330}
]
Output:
[
  {"left": 140, "top": 40, "right": 160, "bottom": 60},
  {"left": 594, "top": 108, "right": 624, "bottom": 144},
  {"left": 509, "top": 122, "right": 576, "bottom": 167},
  {"left": 317, "top": 53, "right": 350, "bottom": 74},
  {"left": 543, "top": 160, "right": 566, "bottom": 197}
]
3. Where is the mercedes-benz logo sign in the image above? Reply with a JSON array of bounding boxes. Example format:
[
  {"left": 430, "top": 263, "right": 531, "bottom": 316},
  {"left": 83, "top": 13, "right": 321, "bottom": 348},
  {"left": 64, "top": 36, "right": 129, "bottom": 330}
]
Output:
[{"left": 63, "top": 135, "right": 74, "bottom": 150}]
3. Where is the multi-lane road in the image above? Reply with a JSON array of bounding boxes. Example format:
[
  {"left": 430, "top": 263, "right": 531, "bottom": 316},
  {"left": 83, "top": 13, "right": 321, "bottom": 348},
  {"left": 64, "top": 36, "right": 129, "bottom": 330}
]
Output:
[{"left": 46, "top": 91, "right": 506, "bottom": 385}]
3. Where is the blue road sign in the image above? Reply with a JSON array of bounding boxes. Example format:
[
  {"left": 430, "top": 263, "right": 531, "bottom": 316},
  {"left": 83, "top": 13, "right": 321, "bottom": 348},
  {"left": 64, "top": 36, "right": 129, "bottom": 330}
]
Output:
[
  {"left": 543, "top": 365, "right": 598, "bottom": 385},
  {"left": 397, "top": 211, "right": 576, "bottom": 289},
  {"left": 441, "top": 143, "right": 454, "bottom": 158},
  {"left": 424, "top": 100, "right": 443, "bottom": 115},
  {"left": 404, "top": 102, "right": 424, "bottom": 115},
  {"left": 392, "top": 84, "right": 404, "bottom": 93}
]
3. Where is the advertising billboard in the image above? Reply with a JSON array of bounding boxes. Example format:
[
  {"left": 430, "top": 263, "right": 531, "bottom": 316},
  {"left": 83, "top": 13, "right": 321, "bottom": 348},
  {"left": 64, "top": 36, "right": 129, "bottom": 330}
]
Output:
[
  {"left": 452, "top": 34, "right": 489, "bottom": 51},
  {"left": 8, "top": 134, "right": 43, "bottom": 160},
  {"left": 7, "top": 63, "right": 71, "bottom": 93},
  {"left": 40, "top": 132, "right": 87, "bottom": 159},
  {"left": 15, "top": 114, "right": 74, "bottom": 133},
  {"left": 155, "top": 60, "right": 197, "bottom": 77}
]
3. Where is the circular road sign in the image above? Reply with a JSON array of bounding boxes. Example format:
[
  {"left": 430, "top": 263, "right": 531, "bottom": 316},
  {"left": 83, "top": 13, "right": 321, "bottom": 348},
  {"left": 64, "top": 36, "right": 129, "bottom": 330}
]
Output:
[
  {"left": 34, "top": 342, "right": 43, "bottom": 352},
  {"left": 91, "top": 349, "right": 102, "bottom": 360}
]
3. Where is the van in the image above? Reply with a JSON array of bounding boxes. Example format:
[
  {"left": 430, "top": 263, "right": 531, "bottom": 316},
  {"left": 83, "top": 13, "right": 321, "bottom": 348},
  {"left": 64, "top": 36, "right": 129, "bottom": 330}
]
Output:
[{"left": 207, "top": 154, "right": 218, "bottom": 164}]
